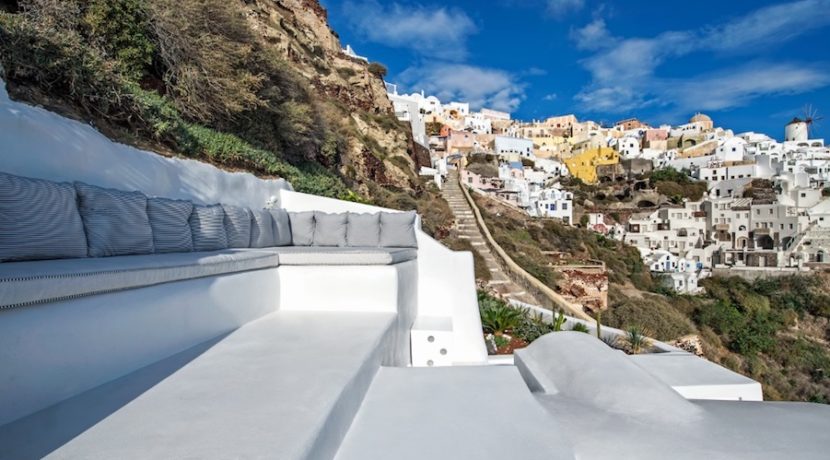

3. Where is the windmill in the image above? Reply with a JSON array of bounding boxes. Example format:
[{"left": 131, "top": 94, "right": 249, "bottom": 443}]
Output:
[
  {"left": 786, "top": 105, "right": 823, "bottom": 142},
  {"left": 802, "top": 104, "right": 823, "bottom": 138}
]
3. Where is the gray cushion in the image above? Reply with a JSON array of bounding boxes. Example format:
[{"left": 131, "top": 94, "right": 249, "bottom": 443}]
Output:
[
  {"left": 346, "top": 212, "right": 381, "bottom": 247},
  {"left": 269, "top": 208, "right": 292, "bottom": 247},
  {"left": 190, "top": 205, "right": 228, "bottom": 252},
  {"left": 0, "top": 172, "right": 88, "bottom": 262},
  {"left": 250, "top": 209, "right": 275, "bottom": 248},
  {"left": 76, "top": 182, "right": 154, "bottom": 257},
  {"left": 222, "top": 205, "right": 252, "bottom": 249},
  {"left": 379, "top": 211, "right": 418, "bottom": 248},
  {"left": 0, "top": 249, "right": 279, "bottom": 309},
  {"left": 148, "top": 198, "right": 193, "bottom": 253},
  {"left": 288, "top": 211, "right": 315, "bottom": 246},
  {"left": 313, "top": 212, "right": 348, "bottom": 247},
  {"left": 261, "top": 246, "right": 417, "bottom": 265}
]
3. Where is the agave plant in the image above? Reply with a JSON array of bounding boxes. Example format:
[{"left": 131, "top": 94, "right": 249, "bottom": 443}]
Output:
[
  {"left": 480, "top": 301, "right": 525, "bottom": 336},
  {"left": 620, "top": 325, "right": 652, "bottom": 354}
]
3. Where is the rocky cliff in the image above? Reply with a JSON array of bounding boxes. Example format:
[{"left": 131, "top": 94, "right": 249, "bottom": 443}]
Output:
[{"left": 0, "top": 0, "right": 430, "bottom": 199}]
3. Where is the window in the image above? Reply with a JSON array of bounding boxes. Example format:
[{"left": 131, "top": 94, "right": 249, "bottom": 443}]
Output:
[{"left": 562, "top": 203, "right": 568, "bottom": 210}]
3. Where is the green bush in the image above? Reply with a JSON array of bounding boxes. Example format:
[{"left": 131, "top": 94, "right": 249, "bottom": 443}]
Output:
[
  {"left": 606, "top": 292, "right": 695, "bottom": 341},
  {"left": 82, "top": 0, "right": 155, "bottom": 80}
]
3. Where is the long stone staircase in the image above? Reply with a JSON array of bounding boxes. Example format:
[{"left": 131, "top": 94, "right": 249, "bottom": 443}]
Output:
[{"left": 443, "top": 172, "right": 540, "bottom": 305}]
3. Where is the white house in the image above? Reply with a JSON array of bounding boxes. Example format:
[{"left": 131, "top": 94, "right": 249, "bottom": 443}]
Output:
[
  {"left": 494, "top": 135, "right": 535, "bottom": 160},
  {"left": 535, "top": 187, "right": 573, "bottom": 224}
]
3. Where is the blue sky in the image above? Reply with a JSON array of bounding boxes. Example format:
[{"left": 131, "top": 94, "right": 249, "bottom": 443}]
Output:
[{"left": 321, "top": 0, "right": 830, "bottom": 139}]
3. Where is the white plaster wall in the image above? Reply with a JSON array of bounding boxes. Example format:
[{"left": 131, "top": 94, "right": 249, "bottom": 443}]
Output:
[
  {"left": 280, "top": 189, "right": 489, "bottom": 365},
  {"left": 0, "top": 268, "right": 280, "bottom": 426},
  {"left": 0, "top": 79, "right": 290, "bottom": 208}
]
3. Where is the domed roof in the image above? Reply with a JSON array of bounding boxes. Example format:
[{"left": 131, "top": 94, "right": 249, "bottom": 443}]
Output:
[{"left": 690, "top": 113, "right": 712, "bottom": 123}]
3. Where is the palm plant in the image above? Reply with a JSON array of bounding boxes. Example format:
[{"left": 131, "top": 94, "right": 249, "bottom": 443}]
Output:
[{"left": 620, "top": 325, "right": 652, "bottom": 354}]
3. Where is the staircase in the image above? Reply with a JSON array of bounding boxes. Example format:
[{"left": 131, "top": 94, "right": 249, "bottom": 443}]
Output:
[{"left": 443, "top": 172, "right": 540, "bottom": 305}]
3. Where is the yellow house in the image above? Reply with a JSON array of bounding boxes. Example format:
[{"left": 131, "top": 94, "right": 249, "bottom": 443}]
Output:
[{"left": 564, "top": 147, "right": 619, "bottom": 184}]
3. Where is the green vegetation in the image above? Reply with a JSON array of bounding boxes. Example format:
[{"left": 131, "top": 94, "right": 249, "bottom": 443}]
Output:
[
  {"left": 619, "top": 325, "right": 652, "bottom": 354},
  {"left": 479, "top": 292, "right": 525, "bottom": 336},
  {"left": 571, "top": 322, "right": 590, "bottom": 333},
  {"left": 648, "top": 167, "right": 706, "bottom": 202}
]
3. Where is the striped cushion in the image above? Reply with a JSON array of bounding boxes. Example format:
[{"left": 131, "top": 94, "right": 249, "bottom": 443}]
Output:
[
  {"left": 379, "top": 211, "right": 418, "bottom": 248},
  {"left": 250, "top": 209, "right": 276, "bottom": 248},
  {"left": 222, "top": 205, "right": 252, "bottom": 249},
  {"left": 288, "top": 211, "right": 316, "bottom": 246},
  {"left": 313, "top": 212, "right": 347, "bottom": 247},
  {"left": 346, "top": 212, "right": 381, "bottom": 247},
  {"left": 0, "top": 172, "right": 88, "bottom": 262},
  {"left": 190, "top": 205, "right": 228, "bottom": 252},
  {"left": 269, "top": 208, "right": 292, "bottom": 247},
  {"left": 148, "top": 198, "right": 194, "bottom": 253},
  {"left": 76, "top": 182, "right": 154, "bottom": 257}
]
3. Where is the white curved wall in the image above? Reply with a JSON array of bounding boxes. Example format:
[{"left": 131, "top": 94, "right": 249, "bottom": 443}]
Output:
[{"left": 0, "top": 79, "right": 290, "bottom": 208}]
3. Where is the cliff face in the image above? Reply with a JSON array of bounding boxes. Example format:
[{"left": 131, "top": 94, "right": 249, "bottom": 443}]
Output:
[
  {"left": 0, "top": 0, "right": 426, "bottom": 197},
  {"left": 242, "top": 0, "right": 424, "bottom": 193},
  {"left": 244, "top": 0, "right": 392, "bottom": 113}
]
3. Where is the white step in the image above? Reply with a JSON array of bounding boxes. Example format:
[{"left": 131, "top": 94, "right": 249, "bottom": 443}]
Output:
[{"left": 334, "top": 367, "right": 569, "bottom": 460}]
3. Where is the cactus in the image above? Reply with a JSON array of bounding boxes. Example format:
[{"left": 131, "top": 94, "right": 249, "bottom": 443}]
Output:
[{"left": 552, "top": 310, "right": 567, "bottom": 332}]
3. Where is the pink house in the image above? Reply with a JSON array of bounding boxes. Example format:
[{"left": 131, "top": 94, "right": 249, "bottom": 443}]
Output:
[
  {"left": 644, "top": 129, "right": 668, "bottom": 142},
  {"left": 460, "top": 169, "right": 503, "bottom": 190},
  {"left": 447, "top": 130, "right": 475, "bottom": 155}
]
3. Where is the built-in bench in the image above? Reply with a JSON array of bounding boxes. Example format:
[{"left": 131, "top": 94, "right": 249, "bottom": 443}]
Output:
[
  {"left": 0, "top": 247, "right": 418, "bottom": 310},
  {"left": 0, "top": 311, "right": 398, "bottom": 460}
]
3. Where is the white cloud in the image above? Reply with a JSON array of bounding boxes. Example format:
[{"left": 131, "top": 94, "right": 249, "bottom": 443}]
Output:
[
  {"left": 343, "top": 1, "right": 477, "bottom": 61},
  {"left": 399, "top": 64, "right": 526, "bottom": 112},
  {"left": 569, "top": 18, "right": 613, "bottom": 50},
  {"left": 572, "top": 0, "right": 830, "bottom": 115},
  {"left": 543, "top": 93, "right": 558, "bottom": 101},
  {"left": 523, "top": 67, "right": 548, "bottom": 76},
  {"left": 670, "top": 63, "right": 830, "bottom": 112},
  {"left": 702, "top": 0, "right": 830, "bottom": 52},
  {"left": 546, "top": 0, "right": 584, "bottom": 17}
]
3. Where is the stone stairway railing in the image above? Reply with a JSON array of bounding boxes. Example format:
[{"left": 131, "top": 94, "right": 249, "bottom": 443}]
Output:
[{"left": 456, "top": 171, "right": 594, "bottom": 322}]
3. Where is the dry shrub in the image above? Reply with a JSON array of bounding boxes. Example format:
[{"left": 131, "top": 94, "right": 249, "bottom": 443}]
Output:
[{"left": 146, "top": 0, "right": 264, "bottom": 122}]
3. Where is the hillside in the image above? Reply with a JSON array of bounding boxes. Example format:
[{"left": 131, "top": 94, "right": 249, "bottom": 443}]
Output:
[
  {"left": 0, "top": 0, "right": 449, "bottom": 232},
  {"left": 474, "top": 193, "right": 830, "bottom": 403}
]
